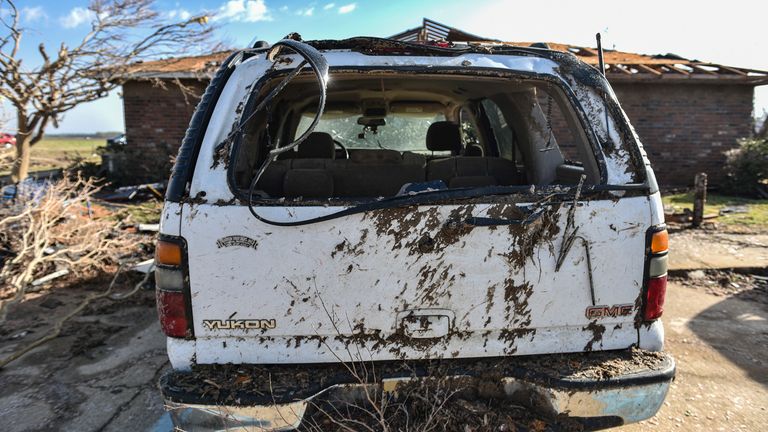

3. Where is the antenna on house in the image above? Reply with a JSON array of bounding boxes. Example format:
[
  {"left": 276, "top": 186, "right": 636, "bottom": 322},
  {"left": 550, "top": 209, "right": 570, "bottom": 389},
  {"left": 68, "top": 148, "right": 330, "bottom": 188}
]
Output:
[{"left": 596, "top": 33, "right": 606, "bottom": 76}]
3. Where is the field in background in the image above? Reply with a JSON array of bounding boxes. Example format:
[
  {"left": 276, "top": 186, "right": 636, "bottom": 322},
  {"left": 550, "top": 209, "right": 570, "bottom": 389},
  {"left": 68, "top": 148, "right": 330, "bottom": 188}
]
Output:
[
  {"left": 0, "top": 136, "right": 104, "bottom": 176},
  {"left": 663, "top": 192, "right": 768, "bottom": 227}
]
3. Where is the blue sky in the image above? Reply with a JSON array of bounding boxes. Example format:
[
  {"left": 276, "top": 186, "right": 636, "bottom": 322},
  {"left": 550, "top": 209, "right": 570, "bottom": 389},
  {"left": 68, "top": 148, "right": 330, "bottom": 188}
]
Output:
[{"left": 4, "top": 0, "right": 768, "bottom": 134}]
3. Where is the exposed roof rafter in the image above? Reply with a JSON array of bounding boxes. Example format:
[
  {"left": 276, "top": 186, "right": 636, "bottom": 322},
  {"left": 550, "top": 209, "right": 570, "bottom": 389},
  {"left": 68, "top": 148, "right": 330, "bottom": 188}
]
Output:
[{"left": 121, "top": 18, "right": 768, "bottom": 85}]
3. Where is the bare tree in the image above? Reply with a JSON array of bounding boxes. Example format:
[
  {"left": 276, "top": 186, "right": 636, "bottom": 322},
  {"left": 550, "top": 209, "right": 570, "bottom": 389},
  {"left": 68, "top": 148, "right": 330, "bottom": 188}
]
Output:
[{"left": 0, "top": 0, "right": 215, "bottom": 182}]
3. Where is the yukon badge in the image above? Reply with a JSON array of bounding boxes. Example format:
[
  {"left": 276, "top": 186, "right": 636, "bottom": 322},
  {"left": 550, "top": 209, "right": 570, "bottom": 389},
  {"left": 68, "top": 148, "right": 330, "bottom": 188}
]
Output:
[
  {"left": 203, "top": 319, "right": 277, "bottom": 330},
  {"left": 585, "top": 304, "right": 634, "bottom": 319},
  {"left": 216, "top": 235, "right": 259, "bottom": 250}
]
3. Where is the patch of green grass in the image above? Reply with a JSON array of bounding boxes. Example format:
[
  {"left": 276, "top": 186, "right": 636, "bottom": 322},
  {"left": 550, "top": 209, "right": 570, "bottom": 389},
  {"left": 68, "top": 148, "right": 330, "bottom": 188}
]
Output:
[
  {"left": 662, "top": 192, "right": 768, "bottom": 226},
  {"left": 0, "top": 137, "right": 104, "bottom": 176},
  {"left": 117, "top": 201, "right": 163, "bottom": 225},
  {"left": 33, "top": 137, "right": 103, "bottom": 164}
]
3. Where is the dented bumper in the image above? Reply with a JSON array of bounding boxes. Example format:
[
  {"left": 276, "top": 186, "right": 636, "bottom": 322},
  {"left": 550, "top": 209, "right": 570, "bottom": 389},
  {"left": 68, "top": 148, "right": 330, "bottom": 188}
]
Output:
[{"left": 160, "top": 350, "right": 675, "bottom": 431}]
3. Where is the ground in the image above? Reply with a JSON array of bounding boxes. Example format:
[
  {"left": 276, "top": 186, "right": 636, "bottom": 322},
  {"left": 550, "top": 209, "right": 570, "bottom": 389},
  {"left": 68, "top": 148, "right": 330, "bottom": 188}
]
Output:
[
  {"left": 622, "top": 277, "right": 768, "bottom": 432},
  {"left": 0, "top": 137, "right": 102, "bottom": 176},
  {"left": 0, "top": 252, "right": 765, "bottom": 431}
]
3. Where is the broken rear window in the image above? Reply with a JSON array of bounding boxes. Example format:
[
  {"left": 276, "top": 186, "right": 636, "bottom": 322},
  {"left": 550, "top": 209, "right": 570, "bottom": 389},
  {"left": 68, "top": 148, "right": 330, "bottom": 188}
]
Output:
[{"left": 231, "top": 72, "right": 617, "bottom": 201}]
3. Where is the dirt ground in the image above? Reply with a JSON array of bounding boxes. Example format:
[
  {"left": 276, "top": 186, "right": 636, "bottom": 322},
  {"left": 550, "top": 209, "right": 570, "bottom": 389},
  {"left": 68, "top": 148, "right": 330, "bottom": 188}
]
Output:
[
  {"left": 0, "top": 271, "right": 766, "bottom": 431},
  {"left": 0, "top": 274, "right": 170, "bottom": 432},
  {"left": 620, "top": 275, "right": 768, "bottom": 432}
]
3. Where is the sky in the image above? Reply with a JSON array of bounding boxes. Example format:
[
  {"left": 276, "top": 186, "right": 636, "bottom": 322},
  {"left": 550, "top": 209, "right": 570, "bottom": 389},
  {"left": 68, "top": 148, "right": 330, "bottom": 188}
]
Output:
[{"left": 3, "top": 0, "right": 767, "bottom": 134}]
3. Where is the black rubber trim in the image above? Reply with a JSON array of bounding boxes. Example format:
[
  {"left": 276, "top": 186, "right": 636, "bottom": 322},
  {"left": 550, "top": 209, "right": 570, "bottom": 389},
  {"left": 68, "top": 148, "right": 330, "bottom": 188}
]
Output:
[
  {"left": 165, "top": 51, "right": 243, "bottom": 202},
  {"left": 160, "top": 351, "right": 675, "bottom": 406}
]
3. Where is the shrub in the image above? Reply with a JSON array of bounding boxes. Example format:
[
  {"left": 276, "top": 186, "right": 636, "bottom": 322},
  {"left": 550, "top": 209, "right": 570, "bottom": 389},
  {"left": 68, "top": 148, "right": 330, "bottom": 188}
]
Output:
[{"left": 723, "top": 137, "right": 768, "bottom": 197}]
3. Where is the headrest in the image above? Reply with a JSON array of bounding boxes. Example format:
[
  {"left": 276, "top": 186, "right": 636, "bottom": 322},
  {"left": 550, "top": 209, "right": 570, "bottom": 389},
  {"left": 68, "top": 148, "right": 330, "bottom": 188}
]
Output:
[
  {"left": 296, "top": 132, "right": 335, "bottom": 159},
  {"left": 426, "top": 122, "right": 461, "bottom": 154},
  {"left": 465, "top": 144, "right": 484, "bottom": 157}
]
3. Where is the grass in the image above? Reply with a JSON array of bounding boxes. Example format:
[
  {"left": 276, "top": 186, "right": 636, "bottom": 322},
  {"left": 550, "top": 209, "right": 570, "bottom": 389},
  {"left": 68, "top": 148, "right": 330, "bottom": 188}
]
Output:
[
  {"left": 662, "top": 192, "right": 768, "bottom": 227},
  {"left": 119, "top": 201, "right": 163, "bottom": 224},
  {"left": 0, "top": 137, "right": 104, "bottom": 176}
]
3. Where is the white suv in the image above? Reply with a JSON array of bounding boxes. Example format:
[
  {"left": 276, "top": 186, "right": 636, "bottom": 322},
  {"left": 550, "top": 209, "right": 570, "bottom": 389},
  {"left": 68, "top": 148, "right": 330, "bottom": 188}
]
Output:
[{"left": 154, "top": 37, "right": 673, "bottom": 431}]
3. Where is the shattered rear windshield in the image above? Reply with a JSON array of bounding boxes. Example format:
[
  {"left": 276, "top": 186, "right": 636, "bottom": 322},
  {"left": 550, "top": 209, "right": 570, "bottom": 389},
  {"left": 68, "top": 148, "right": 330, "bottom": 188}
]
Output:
[{"left": 230, "top": 69, "right": 645, "bottom": 201}]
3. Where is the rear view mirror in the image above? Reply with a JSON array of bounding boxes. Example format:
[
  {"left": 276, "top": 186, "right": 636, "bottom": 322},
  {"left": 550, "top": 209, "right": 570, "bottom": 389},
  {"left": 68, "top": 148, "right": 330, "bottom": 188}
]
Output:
[{"left": 357, "top": 117, "right": 386, "bottom": 127}]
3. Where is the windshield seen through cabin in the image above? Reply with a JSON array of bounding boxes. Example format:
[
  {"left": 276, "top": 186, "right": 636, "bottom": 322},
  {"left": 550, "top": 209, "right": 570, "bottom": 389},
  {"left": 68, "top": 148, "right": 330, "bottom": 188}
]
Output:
[{"left": 296, "top": 113, "right": 446, "bottom": 153}]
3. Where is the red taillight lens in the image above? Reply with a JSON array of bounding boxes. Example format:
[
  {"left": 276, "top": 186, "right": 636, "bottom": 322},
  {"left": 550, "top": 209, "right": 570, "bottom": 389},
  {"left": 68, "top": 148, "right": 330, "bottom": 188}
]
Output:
[
  {"left": 644, "top": 275, "right": 667, "bottom": 320},
  {"left": 156, "top": 290, "right": 190, "bottom": 338}
]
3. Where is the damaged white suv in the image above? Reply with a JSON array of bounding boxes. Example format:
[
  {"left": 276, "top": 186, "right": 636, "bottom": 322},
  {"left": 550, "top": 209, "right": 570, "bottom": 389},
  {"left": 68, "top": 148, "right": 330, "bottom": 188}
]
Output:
[{"left": 154, "top": 37, "right": 673, "bottom": 430}]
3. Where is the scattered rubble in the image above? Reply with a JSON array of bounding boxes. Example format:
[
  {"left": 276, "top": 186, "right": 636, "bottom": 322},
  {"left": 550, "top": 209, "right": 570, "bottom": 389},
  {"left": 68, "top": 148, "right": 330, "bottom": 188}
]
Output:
[{"left": 671, "top": 269, "right": 768, "bottom": 304}]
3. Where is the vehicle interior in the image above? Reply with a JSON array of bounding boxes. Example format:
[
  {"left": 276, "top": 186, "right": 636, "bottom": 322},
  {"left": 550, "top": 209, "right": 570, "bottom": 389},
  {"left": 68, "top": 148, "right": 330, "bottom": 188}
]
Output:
[{"left": 231, "top": 73, "right": 601, "bottom": 200}]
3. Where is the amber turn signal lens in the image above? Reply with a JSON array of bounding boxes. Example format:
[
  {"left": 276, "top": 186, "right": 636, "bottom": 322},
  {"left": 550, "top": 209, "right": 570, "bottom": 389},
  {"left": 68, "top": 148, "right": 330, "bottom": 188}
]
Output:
[
  {"left": 156, "top": 240, "right": 182, "bottom": 266},
  {"left": 651, "top": 229, "right": 668, "bottom": 254}
]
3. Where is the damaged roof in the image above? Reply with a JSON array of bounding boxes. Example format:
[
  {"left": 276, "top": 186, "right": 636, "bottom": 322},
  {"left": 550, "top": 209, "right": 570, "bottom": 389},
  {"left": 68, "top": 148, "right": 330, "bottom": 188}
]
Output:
[
  {"left": 123, "top": 18, "right": 767, "bottom": 85},
  {"left": 123, "top": 51, "right": 231, "bottom": 79}
]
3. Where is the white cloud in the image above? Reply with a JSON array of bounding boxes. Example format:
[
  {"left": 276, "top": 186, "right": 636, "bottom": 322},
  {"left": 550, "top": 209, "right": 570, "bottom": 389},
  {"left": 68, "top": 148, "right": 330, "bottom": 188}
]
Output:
[
  {"left": 168, "top": 9, "right": 192, "bottom": 20},
  {"left": 302, "top": 7, "right": 314, "bottom": 16},
  {"left": 279, "top": 5, "right": 288, "bottom": 11},
  {"left": 338, "top": 3, "right": 356, "bottom": 14},
  {"left": 216, "top": 0, "right": 271, "bottom": 22},
  {"left": 323, "top": 3, "right": 335, "bottom": 10},
  {"left": 22, "top": 6, "right": 47, "bottom": 23},
  {"left": 59, "top": 7, "right": 94, "bottom": 29}
]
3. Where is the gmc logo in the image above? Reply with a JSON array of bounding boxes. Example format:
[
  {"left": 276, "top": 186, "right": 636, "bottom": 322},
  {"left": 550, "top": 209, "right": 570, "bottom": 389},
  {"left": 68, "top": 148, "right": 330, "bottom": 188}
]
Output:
[{"left": 585, "top": 304, "right": 634, "bottom": 319}]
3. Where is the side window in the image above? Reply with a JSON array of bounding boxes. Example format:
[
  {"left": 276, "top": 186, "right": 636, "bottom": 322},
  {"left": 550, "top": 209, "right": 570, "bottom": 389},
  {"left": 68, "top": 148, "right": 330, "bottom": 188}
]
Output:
[
  {"left": 481, "top": 100, "right": 519, "bottom": 163},
  {"left": 536, "top": 91, "right": 580, "bottom": 163},
  {"left": 458, "top": 107, "right": 481, "bottom": 149}
]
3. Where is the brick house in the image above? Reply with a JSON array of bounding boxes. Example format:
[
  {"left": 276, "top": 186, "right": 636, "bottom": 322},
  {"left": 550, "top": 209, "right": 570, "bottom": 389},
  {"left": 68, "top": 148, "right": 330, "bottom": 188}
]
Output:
[{"left": 119, "top": 18, "right": 767, "bottom": 186}]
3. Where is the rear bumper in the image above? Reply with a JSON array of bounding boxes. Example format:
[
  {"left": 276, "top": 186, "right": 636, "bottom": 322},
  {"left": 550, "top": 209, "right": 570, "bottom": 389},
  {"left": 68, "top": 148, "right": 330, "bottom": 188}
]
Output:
[{"left": 160, "top": 349, "right": 675, "bottom": 431}]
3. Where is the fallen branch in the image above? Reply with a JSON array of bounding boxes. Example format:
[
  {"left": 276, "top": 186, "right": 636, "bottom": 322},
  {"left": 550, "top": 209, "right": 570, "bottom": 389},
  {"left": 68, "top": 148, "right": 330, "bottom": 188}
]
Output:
[{"left": 0, "top": 174, "right": 134, "bottom": 323}]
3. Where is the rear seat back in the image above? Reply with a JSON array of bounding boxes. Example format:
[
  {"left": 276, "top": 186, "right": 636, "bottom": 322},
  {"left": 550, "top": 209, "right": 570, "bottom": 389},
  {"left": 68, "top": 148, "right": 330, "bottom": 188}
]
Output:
[
  {"left": 259, "top": 152, "right": 523, "bottom": 197},
  {"left": 427, "top": 157, "right": 521, "bottom": 188},
  {"left": 258, "top": 149, "right": 427, "bottom": 198}
]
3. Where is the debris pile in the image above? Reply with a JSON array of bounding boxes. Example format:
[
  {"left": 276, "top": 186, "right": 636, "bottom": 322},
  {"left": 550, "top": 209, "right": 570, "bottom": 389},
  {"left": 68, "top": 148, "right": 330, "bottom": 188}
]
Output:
[
  {"left": 673, "top": 269, "right": 768, "bottom": 304},
  {"left": 0, "top": 175, "right": 160, "bottom": 323}
]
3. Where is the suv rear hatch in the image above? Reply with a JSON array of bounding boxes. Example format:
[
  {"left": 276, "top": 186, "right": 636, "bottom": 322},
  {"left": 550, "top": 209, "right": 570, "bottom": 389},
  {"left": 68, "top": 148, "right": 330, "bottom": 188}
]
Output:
[{"left": 165, "top": 39, "right": 667, "bottom": 365}]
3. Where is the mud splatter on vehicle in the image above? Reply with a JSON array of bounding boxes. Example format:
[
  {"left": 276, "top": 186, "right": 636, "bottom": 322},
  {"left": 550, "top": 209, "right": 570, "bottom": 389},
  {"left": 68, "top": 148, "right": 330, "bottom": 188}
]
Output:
[{"left": 155, "top": 36, "right": 672, "bottom": 430}]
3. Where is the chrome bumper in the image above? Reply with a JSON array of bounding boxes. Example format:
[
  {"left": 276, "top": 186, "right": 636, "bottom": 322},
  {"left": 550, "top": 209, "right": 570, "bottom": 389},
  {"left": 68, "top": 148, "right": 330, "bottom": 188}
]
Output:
[{"left": 161, "top": 353, "right": 675, "bottom": 431}]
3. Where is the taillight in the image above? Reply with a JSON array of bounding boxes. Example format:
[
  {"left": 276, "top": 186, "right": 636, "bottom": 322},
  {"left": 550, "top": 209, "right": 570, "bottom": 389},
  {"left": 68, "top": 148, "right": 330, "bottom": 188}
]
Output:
[
  {"left": 156, "top": 239, "right": 182, "bottom": 266},
  {"left": 645, "top": 275, "right": 667, "bottom": 320},
  {"left": 155, "top": 236, "right": 192, "bottom": 338},
  {"left": 157, "top": 290, "right": 190, "bottom": 337},
  {"left": 644, "top": 227, "right": 668, "bottom": 321}
]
